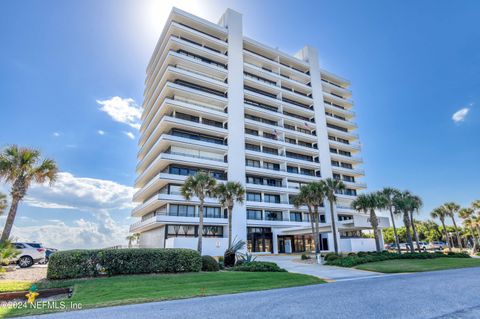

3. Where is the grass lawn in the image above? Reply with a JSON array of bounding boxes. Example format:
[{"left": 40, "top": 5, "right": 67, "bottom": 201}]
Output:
[
  {"left": 355, "top": 258, "right": 480, "bottom": 273},
  {"left": 0, "top": 281, "right": 32, "bottom": 293},
  {"left": 0, "top": 271, "right": 324, "bottom": 317}
]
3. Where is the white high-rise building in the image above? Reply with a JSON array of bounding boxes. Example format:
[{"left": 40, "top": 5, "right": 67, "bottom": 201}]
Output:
[{"left": 130, "top": 7, "right": 389, "bottom": 255}]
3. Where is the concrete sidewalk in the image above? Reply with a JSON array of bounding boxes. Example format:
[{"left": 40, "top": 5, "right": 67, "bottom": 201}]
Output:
[{"left": 256, "top": 254, "right": 384, "bottom": 281}]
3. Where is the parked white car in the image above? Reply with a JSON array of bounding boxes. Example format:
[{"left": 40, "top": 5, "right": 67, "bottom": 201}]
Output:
[{"left": 12, "top": 242, "right": 46, "bottom": 268}]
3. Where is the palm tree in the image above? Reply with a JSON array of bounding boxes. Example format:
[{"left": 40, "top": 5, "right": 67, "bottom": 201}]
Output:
[
  {"left": 393, "top": 191, "right": 415, "bottom": 253},
  {"left": 431, "top": 206, "right": 452, "bottom": 251},
  {"left": 379, "top": 187, "right": 401, "bottom": 253},
  {"left": 180, "top": 171, "right": 217, "bottom": 254},
  {"left": 443, "top": 202, "right": 462, "bottom": 248},
  {"left": 321, "top": 178, "right": 345, "bottom": 254},
  {"left": 0, "top": 145, "right": 58, "bottom": 241},
  {"left": 0, "top": 193, "right": 7, "bottom": 215},
  {"left": 293, "top": 182, "right": 325, "bottom": 263},
  {"left": 409, "top": 195, "right": 423, "bottom": 253},
  {"left": 459, "top": 208, "right": 477, "bottom": 253},
  {"left": 126, "top": 233, "right": 140, "bottom": 248},
  {"left": 352, "top": 193, "right": 382, "bottom": 252},
  {"left": 214, "top": 182, "right": 245, "bottom": 248}
]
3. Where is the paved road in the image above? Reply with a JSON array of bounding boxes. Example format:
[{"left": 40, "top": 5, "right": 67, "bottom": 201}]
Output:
[
  {"left": 256, "top": 254, "right": 384, "bottom": 281},
  {"left": 25, "top": 267, "right": 480, "bottom": 319}
]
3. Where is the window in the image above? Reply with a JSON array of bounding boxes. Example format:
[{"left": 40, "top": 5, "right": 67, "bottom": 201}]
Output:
[
  {"left": 287, "top": 166, "right": 299, "bottom": 174},
  {"left": 247, "top": 192, "right": 262, "bottom": 202},
  {"left": 300, "top": 168, "right": 314, "bottom": 176},
  {"left": 245, "top": 143, "right": 260, "bottom": 151},
  {"left": 286, "top": 151, "right": 313, "bottom": 162},
  {"left": 343, "top": 175, "right": 355, "bottom": 182},
  {"left": 339, "top": 150, "right": 351, "bottom": 157},
  {"left": 171, "top": 128, "right": 224, "bottom": 145},
  {"left": 205, "top": 206, "right": 222, "bottom": 218},
  {"left": 246, "top": 159, "right": 260, "bottom": 168},
  {"left": 265, "top": 211, "right": 282, "bottom": 221},
  {"left": 263, "top": 162, "right": 279, "bottom": 171},
  {"left": 285, "top": 137, "right": 296, "bottom": 145},
  {"left": 262, "top": 146, "right": 278, "bottom": 155},
  {"left": 290, "top": 212, "right": 302, "bottom": 222},
  {"left": 264, "top": 194, "right": 280, "bottom": 203},
  {"left": 202, "top": 118, "right": 223, "bottom": 128},
  {"left": 245, "top": 128, "right": 259, "bottom": 136},
  {"left": 247, "top": 209, "right": 262, "bottom": 220},
  {"left": 175, "top": 112, "right": 199, "bottom": 123},
  {"left": 168, "top": 204, "right": 196, "bottom": 217}
]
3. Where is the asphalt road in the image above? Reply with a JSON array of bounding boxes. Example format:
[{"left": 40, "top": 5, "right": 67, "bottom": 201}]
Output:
[{"left": 26, "top": 267, "right": 480, "bottom": 319}]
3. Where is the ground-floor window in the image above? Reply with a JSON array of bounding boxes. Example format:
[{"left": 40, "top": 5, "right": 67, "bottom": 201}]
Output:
[
  {"left": 247, "top": 227, "right": 272, "bottom": 253},
  {"left": 278, "top": 234, "right": 328, "bottom": 253},
  {"left": 165, "top": 224, "right": 223, "bottom": 238}
]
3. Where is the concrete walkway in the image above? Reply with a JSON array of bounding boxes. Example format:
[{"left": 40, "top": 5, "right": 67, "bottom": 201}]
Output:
[{"left": 256, "top": 254, "right": 383, "bottom": 281}]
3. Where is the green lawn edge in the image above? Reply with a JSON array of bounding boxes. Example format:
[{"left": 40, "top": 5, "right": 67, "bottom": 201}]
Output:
[
  {"left": 355, "top": 257, "right": 480, "bottom": 273},
  {"left": 0, "top": 271, "right": 325, "bottom": 318}
]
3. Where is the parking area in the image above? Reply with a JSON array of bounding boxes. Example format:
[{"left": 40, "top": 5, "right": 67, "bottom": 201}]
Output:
[
  {"left": 0, "top": 264, "right": 47, "bottom": 282},
  {"left": 256, "top": 255, "right": 385, "bottom": 281}
]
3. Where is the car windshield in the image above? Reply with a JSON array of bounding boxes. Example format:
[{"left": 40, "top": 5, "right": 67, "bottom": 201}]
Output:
[{"left": 26, "top": 243, "right": 43, "bottom": 248}]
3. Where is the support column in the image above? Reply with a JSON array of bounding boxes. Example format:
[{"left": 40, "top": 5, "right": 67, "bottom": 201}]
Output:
[
  {"left": 295, "top": 46, "right": 341, "bottom": 252},
  {"left": 220, "top": 9, "right": 247, "bottom": 249}
]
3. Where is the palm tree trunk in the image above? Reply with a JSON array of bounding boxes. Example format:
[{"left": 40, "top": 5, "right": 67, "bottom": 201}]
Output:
[
  {"left": 314, "top": 206, "right": 321, "bottom": 263},
  {"left": 441, "top": 219, "right": 452, "bottom": 251},
  {"left": 469, "top": 226, "right": 477, "bottom": 253},
  {"left": 227, "top": 207, "right": 232, "bottom": 248},
  {"left": 1, "top": 196, "right": 20, "bottom": 242},
  {"left": 370, "top": 209, "right": 381, "bottom": 252},
  {"left": 409, "top": 211, "right": 422, "bottom": 252},
  {"left": 403, "top": 212, "right": 414, "bottom": 253},
  {"left": 389, "top": 207, "right": 401, "bottom": 254},
  {"left": 329, "top": 201, "right": 339, "bottom": 254},
  {"left": 197, "top": 200, "right": 204, "bottom": 254},
  {"left": 451, "top": 217, "right": 462, "bottom": 248},
  {"left": 308, "top": 207, "right": 316, "bottom": 255}
]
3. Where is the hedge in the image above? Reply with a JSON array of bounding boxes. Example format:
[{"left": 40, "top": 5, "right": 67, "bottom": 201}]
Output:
[
  {"left": 229, "top": 261, "right": 286, "bottom": 272},
  {"left": 47, "top": 248, "right": 202, "bottom": 280},
  {"left": 325, "top": 251, "right": 470, "bottom": 268},
  {"left": 201, "top": 255, "right": 219, "bottom": 272}
]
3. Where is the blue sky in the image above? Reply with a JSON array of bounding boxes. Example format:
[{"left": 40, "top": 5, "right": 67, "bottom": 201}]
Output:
[{"left": 0, "top": 0, "right": 479, "bottom": 248}]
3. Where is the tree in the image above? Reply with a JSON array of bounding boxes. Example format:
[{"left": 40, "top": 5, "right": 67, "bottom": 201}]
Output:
[
  {"left": 431, "top": 206, "right": 452, "bottom": 251},
  {"left": 126, "top": 233, "right": 140, "bottom": 248},
  {"left": 379, "top": 187, "right": 401, "bottom": 253},
  {"left": 393, "top": 191, "right": 415, "bottom": 253},
  {"left": 443, "top": 202, "right": 462, "bottom": 248},
  {"left": 352, "top": 193, "right": 382, "bottom": 252},
  {"left": 0, "top": 193, "right": 7, "bottom": 215},
  {"left": 459, "top": 208, "right": 477, "bottom": 253},
  {"left": 180, "top": 171, "right": 217, "bottom": 254},
  {"left": 0, "top": 145, "right": 58, "bottom": 241},
  {"left": 409, "top": 195, "right": 423, "bottom": 253},
  {"left": 293, "top": 182, "right": 325, "bottom": 263},
  {"left": 214, "top": 182, "right": 245, "bottom": 248},
  {"left": 321, "top": 178, "right": 345, "bottom": 254}
]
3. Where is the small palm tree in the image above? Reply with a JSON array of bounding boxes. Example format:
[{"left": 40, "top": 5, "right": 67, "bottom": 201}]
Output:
[
  {"left": 409, "top": 195, "right": 423, "bottom": 253},
  {"left": 352, "top": 193, "right": 382, "bottom": 252},
  {"left": 215, "top": 182, "right": 245, "bottom": 248},
  {"left": 459, "top": 208, "right": 477, "bottom": 253},
  {"left": 0, "top": 193, "right": 7, "bottom": 215},
  {"left": 0, "top": 145, "right": 58, "bottom": 241},
  {"left": 293, "top": 183, "right": 324, "bottom": 263},
  {"left": 126, "top": 233, "right": 140, "bottom": 248},
  {"left": 431, "top": 206, "right": 452, "bottom": 251},
  {"left": 181, "top": 171, "right": 217, "bottom": 254},
  {"left": 321, "top": 178, "right": 345, "bottom": 254},
  {"left": 443, "top": 202, "right": 462, "bottom": 248},
  {"left": 393, "top": 191, "right": 415, "bottom": 253},
  {"left": 379, "top": 187, "right": 401, "bottom": 253}
]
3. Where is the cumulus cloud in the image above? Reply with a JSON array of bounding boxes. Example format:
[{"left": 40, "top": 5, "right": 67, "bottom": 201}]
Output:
[
  {"left": 8, "top": 172, "right": 136, "bottom": 249},
  {"left": 124, "top": 131, "right": 135, "bottom": 140},
  {"left": 452, "top": 107, "right": 470, "bottom": 123},
  {"left": 97, "top": 96, "right": 142, "bottom": 129},
  {"left": 97, "top": 130, "right": 106, "bottom": 135}
]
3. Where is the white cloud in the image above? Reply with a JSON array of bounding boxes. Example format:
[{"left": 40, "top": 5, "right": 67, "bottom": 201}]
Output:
[
  {"left": 452, "top": 107, "right": 470, "bottom": 123},
  {"left": 26, "top": 172, "right": 135, "bottom": 211},
  {"left": 6, "top": 172, "right": 136, "bottom": 249},
  {"left": 97, "top": 96, "right": 142, "bottom": 129},
  {"left": 124, "top": 131, "right": 135, "bottom": 140},
  {"left": 97, "top": 130, "right": 106, "bottom": 135},
  {"left": 53, "top": 132, "right": 60, "bottom": 137}
]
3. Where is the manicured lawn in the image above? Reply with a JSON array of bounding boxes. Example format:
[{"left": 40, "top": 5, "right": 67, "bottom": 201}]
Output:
[
  {"left": 355, "top": 258, "right": 480, "bottom": 273},
  {"left": 0, "top": 271, "right": 324, "bottom": 317}
]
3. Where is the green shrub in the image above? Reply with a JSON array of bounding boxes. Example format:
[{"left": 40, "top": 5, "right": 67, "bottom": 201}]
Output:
[
  {"left": 325, "top": 253, "right": 340, "bottom": 262},
  {"left": 229, "top": 261, "right": 286, "bottom": 272},
  {"left": 301, "top": 254, "right": 311, "bottom": 260},
  {"left": 201, "top": 255, "right": 219, "bottom": 272},
  {"left": 47, "top": 248, "right": 201, "bottom": 280},
  {"left": 325, "top": 251, "right": 471, "bottom": 268},
  {"left": 347, "top": 252, "right": 357, "bottom": 257}
]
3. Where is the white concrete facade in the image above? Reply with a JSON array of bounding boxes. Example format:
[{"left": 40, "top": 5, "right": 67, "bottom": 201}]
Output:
[{"left": 131, "top": 7, "right": 387, "bottom": 255}]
